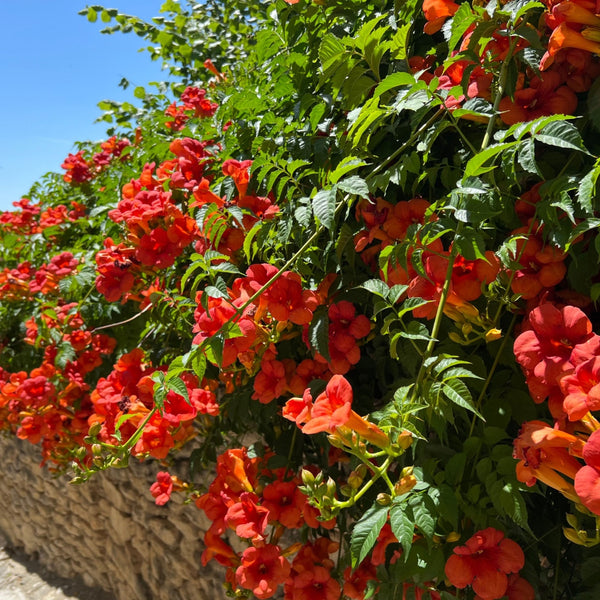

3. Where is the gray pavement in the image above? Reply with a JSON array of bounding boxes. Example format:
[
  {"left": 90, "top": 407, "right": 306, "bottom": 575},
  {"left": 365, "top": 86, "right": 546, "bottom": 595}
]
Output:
[{"left": 0, "top": 537, "right": 114, "bottom": 600}]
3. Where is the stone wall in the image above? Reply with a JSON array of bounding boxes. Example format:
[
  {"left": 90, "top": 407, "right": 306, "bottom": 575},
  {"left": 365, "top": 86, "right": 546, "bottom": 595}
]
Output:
[{"left": 0, "top": 435, "right": 226, "bottom": 600}]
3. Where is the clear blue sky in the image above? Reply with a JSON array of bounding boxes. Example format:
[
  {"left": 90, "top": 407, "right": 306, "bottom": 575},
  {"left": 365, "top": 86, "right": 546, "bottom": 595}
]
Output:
[{"left": 0, "top": 1, "right": 169, "bottom": 211}]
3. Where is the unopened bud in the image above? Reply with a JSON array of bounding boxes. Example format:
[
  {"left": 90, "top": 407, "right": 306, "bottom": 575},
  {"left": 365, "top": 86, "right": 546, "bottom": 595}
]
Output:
[
  {"left": 301, "top": 468, "right": 316, "bottom": 487},
  {"left": 326, "top": 477, "right": 337, "bottom": 498},
  {"left": 563, "top": 527, "right": 589, "bottom": 546},
  {"left": 446, "top": 531, "right": 461, "bottom": 543},
  {"left": 88, "top": 423, "right": 102, "bottom": 437},
  {"left": 110, "top": 457, "right": 125, "bottom": 468},
  {"left": 397, "top": 430, "right": 413, "bottom": 450},
  {"left": 448, "top": 332, "right": 465, "bottom": 344},
  {"left": 92, "top": 444, "right": 103, "bottom": 456},
  {"left": 93, "top": 457, "right": 104, "bottom": 469},
  {"left": 485, "top": 328, "right": 502, "bottom": 343},
  {"left": 340, "top": 484, "right": 354, "bottom": 497},
  {"left": 461, "top": 322, "right": 473, "bottom": 336},
  {"left": 327, "top": 434, "right": 346, "bottom": 449},
  {"left": 394, "top": 474, "right": 417, "bottom": 496},
  {"left": 376, "top": 493, "right": 392, "bottom": 506},
  {"left": 348, "top": 466, "right": 366, "bottom": 490}
]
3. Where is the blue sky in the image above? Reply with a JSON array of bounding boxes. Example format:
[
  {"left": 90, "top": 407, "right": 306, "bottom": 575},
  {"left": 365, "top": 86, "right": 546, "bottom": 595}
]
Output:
[{"left": 0, "top": 1, "right": 169, "bottom": 211}]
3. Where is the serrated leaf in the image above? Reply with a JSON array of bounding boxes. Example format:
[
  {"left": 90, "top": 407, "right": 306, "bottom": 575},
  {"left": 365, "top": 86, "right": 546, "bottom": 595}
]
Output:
[
  {"left": 401, "top": 320, "right": 434, "bottom": 341},
  {"left": 578, "top": 161, "right": 600, "bottom": 215},
  {"left": 447, "top": 3, "right": 478, "bottom": 50},
  {"left": 309, "top": 308, "right": 330, "bottom": 361},
  {"left": 329, "top": 157, "right": 369, "bottom": 184},
  {"left": 192, "top": 351, "right": 207, "bottom": 381},
  {"left": 390, "top": 503, "right": 414, "bottom": 556},
  {"left": 517, "top": 139, "right": 541, "bottom": 175},
  {"left": 464, "top": 141, "right": 518, "bottom": 178},
  {"left": 535, "top": 120, "right": 590, "bottom": 154},
  {"left": 351, "top": 504, "right": 389, "bottom": 566},
  {"left": 312, "top": 187, "right": 337, "bottom": 230},
  {"left": 166, "top": 376, "right": 190, "bottom": 404},
  {"left": 442, "top": 379, "right": 483, "bottom": 419},
  {"left": 389, "top": 284, "right": 408, "bottom": 304},
  {"left": 410, "top": 495, "right": 436, "bottom": 540},
  {"left": 397, "top": 296, "right": 430, "bottom": 317},
  {"left": 359, "top": 279, "right": 390, "bottom": 300},
  {"left": 115, "top": 413, "right": 138, "bottom": 433},
  {"left": 204, "top": 333, "right": 225, "bottom": 366},
  {"left": 150, "top": 371, "right": 166, "bottom": 411},
  {"left": 204, "top": 285, "right": 229, "bottom": 299},
  {"left": 373, "top": 72, "right": 415, "bottom": 97},
  {"left": 337, "top": 176, "right": 370, "bottom": 198}
]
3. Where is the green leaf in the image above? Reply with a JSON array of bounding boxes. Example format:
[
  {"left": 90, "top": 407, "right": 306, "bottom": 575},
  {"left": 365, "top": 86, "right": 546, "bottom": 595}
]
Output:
[
  {"left": 390, "top": 503, "right": 414, "bottom": 556},
  {"left": 351, "top": 503, "right": 389, "bottom": 567},
  {"left": 312, "top": 186, "right": 337, "bottom": 230},
  {"left": 359, "top": 279, "right": 390, "bottom": 300},
  {"left": 397, "top": 296, "right": 430, "bottom": 317},
  {"left": 192, "top": 352, "right": 207, "bottom": 382},
  {"left": 535, "top": 120, "right": 590, "bottom": 154},
  {"left": 309, "top": 308, "right": 330, "bottom": 361},
  {"left": 463, "top": 141, "right": 518, "bottom": 178},
  {"left": 150, "top": 371, "right": 166, "bottom": 412},
  {"left": 337, "top": 176, "right": 370, "bottom": 198},
  {"left": 329, "top": 157, "right": 369, "bottom": 184},
  {"left": 373, "top": 72, "right": 415, "bottom": 98},
  {"left": 447, "top": 3, "right": 478, "bottom": 51},
  {"left": 517, "top": 139, "right": 541, "bottom": 175},
  {"left": 133, "top": 86, "right": 146, "bottom": 99},
  {"left": 400, "top": 321, "right": 434, "bottom": 341},
  {"left": 205, "top": 333, "right": 225, "bottom": 366},
  {"left": 410, "top": 495, "right": 436, "bottom": 540},
  {"left": 503, "top": 0, "right": 544, "bottom": 23},
  {"left": 166, "top": 376, "right": 190, "bottom": 404},
  {"left": 442, "top": 379, "right": 483, "bottom": 419},
  {"left": 87, "top": 7, "right": 98, "bottom": 22},
  {"left": 578, "top": 161, "right": 600, "bottom": 214}
]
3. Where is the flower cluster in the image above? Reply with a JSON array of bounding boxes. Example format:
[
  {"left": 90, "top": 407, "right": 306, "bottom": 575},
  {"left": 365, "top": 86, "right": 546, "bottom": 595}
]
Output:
[{"left": 61, "top": 136, "right": 131, "bottom": 184}]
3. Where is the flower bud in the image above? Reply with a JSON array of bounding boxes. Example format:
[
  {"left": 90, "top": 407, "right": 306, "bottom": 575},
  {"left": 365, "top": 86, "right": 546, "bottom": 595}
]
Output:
[
  {"left": 92, "top": 443, "right": 103, "bottom": 456},
  {"left": 448, "top": 332, "right": 465, "bottom": 344},
  {"left": 75, "top": 446, "right": 87, "bottom": 460},
  {"left": 397, "top": 430, "right": 413, "bottom": 450},
  {"left": 376, "top": 493, "right": 392, "bottom": 506},
  {"left": 327, "top": 433, "right": 346, "bottom": 449},
  {"left": 88, "top": 422, "right": 102, "bottom": 437},
  {"left": 485, "top": 328, "right": 502, "bottom": 343},
  {"left": 326, "top": 477, "right": 337, "bottom": 498},
  {"left": 446, "top": 531, "right": 461, "bottom": 543},
  {"left": 394, "top": 474, "right": 417, "bottom": 496},
  {"left": 301, "top": 468, "right": 316, "bottom": 487},
  {"left": 348, "top": 466, "right": 367, "bottom": 490},
  {"left": 340, "top": 484, "right": 354, "bottom": 497}
]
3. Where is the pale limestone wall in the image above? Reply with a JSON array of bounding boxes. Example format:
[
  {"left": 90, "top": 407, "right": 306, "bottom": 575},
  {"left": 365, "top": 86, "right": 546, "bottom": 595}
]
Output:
[{"left": 0, "top": 435, "right": 226, "bottom": 600}]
